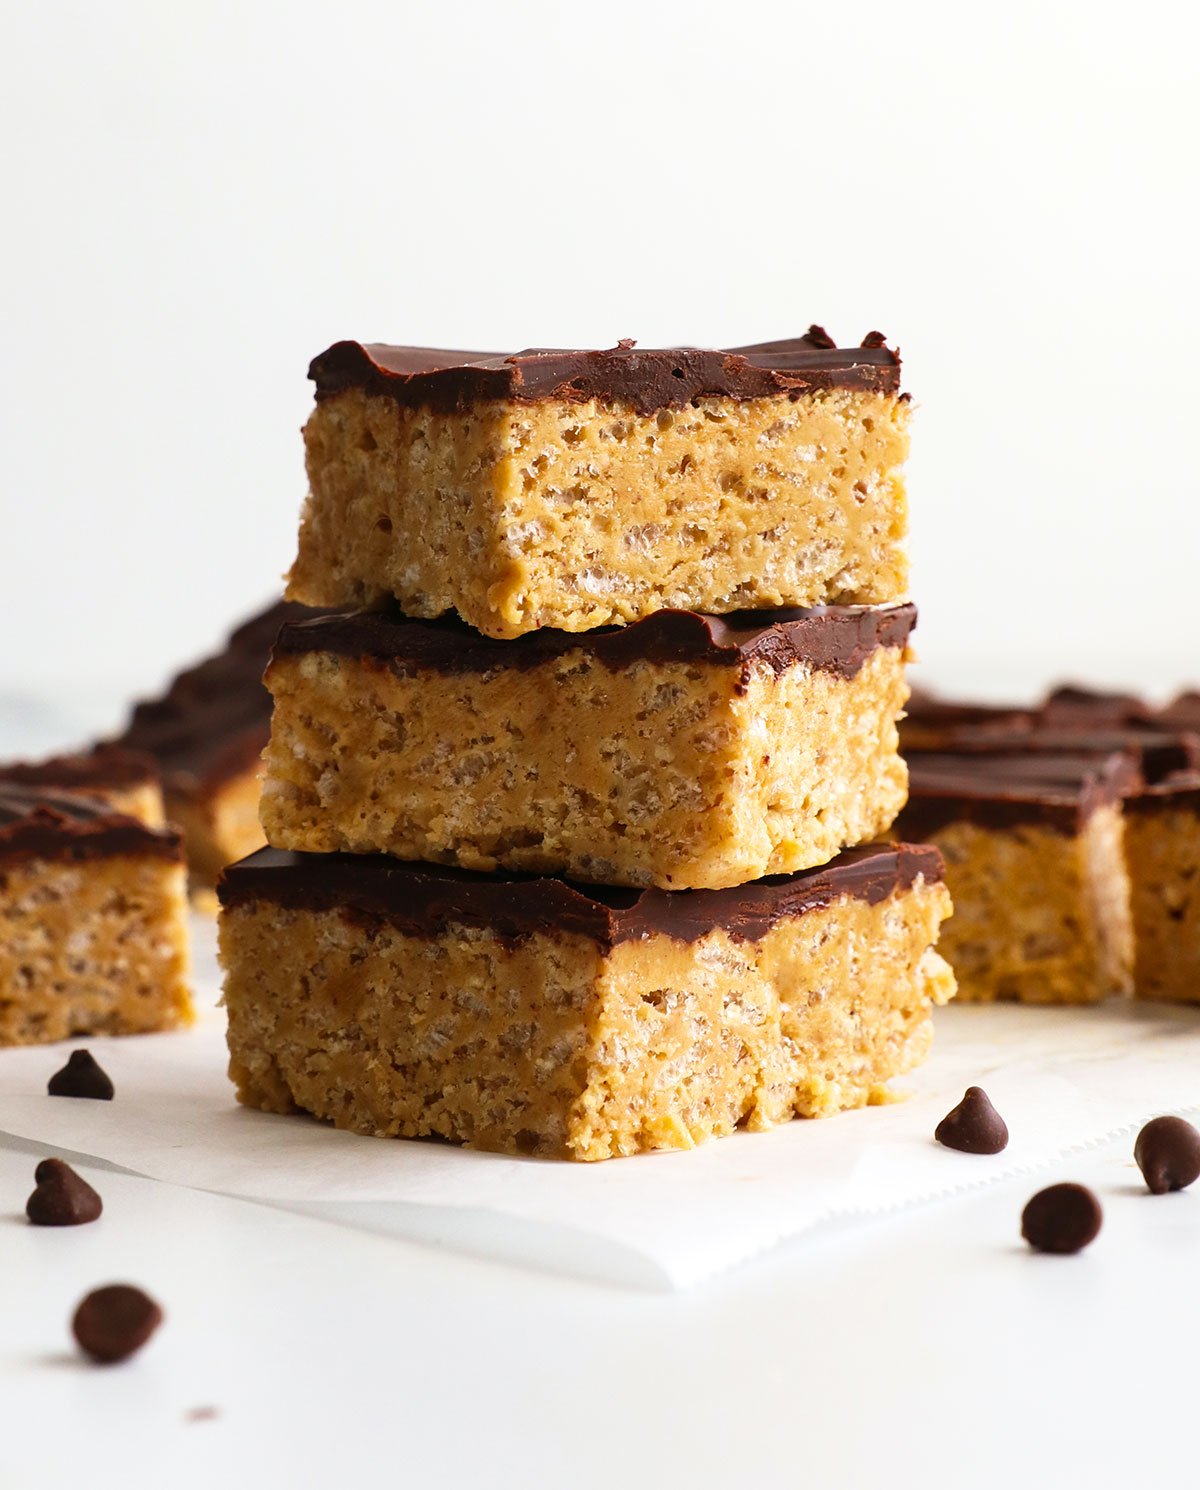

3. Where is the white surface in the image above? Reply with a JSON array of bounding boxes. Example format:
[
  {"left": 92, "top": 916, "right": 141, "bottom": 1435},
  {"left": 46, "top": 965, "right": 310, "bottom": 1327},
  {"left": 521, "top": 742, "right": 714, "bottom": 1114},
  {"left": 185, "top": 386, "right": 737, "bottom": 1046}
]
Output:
[
  {"left": 2, "top": 1122, "right": 1194, "bottom": 1489},
  {"left": 4, "top": 919, "right": 1200, "bottom": 1290},
  {"left": 2, "top": 922, "right": 1200, "bottom": 1486},
  {"left": 3, "top": 1, "right": 1200, "bottom": 704}
]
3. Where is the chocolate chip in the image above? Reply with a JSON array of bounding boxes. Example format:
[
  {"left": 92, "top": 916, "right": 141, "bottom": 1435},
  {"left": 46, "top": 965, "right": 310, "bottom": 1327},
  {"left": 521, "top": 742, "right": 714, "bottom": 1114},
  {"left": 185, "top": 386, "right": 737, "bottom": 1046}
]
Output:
[
  {"left": 26, "top": 1158, "right": 102, "bottom": 1226},
  {"left": 935, "top": 1086, "right": 1009, "bottom": 1154},
  {"left": 72, "top": 1285, "right": 163, "bottom": 1364},
  {"left": 48, "top": 1049, "right": 114, "bottom": 1100},
  {"left": 1134, "top": 1115, "right": 1200, "bottom": 1194},
  {"left": 1021, "top": 1183, "right": 1103, "bottom": 1254}
]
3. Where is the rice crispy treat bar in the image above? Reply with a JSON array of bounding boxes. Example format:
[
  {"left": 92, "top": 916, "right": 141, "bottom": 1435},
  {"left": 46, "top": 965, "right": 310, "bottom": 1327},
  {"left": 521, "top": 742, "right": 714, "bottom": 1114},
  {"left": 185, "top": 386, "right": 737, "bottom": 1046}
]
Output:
[
  {"left": 1123, "top": 774, "right": 1200, "bottom": 1004},
  {"left": 262, "top": 603, "right": 915, "bottom": 890},
  {"left": 115, "top": 599, "right": 322, "bottom": 893},
  {"left": 0, "top": 745, "right": 164, "bottom": 827},
  {"left": 219, "top": 843, "right": 954, "bottom": 1161},
  {"left": 895, "top": 751, "right": 1138, "bottom": 1004},
  {"left": 287, "top": 330, "right": 911, "bottom": 638},
  {"left": 0, "top": 785, "right": 192, "bottom": 1046}
]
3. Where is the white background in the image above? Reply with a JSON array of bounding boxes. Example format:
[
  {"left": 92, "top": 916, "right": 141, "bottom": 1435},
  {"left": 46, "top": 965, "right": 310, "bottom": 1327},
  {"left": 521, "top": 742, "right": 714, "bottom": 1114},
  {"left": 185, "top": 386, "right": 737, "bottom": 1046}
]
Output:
[
  {"left": 3, "top": 10, "right": 1200, "bottom": 1484},
  {"left": 2, "top": 0, "right": 1198, "bottom": 733}
]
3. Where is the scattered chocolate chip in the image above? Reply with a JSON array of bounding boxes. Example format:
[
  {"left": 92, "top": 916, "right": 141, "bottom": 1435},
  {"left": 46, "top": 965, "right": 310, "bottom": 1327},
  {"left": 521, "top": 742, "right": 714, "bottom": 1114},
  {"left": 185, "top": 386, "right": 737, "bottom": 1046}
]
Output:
[
  {"left": 26, "top": 1159, "right": 102, "bottom": 1226},
  {"left": 1134, "top": 1115, "right": 1200, "bottom": 1194},
  {"left": 185, "top": 1406, "right": 220, "bottom": 1423},
  {"left": 48, "top": 1049, "right": 114, "bottom": 1100},
  {"left": 935, "top": 1086, "right": 1009, "bottom": 1154},
  {"left": 1021, "top": 1183, "right": 1103, "bottom": 1254},
  {"left": 72, "top": 1284, "right": 163, "bottom": 1364}
]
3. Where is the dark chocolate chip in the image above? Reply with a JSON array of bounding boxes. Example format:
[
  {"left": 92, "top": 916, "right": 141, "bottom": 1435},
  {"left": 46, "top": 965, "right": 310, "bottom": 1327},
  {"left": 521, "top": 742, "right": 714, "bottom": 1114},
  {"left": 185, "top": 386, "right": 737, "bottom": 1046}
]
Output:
[
  {"left": 935, "top": 1086, "right": 1009, "bottom": 1154},
  {"left": 26, "top": 1158, "right": 102, "bottom": 1226},
  {"left": 1134, "top": 1115, "right": 1200, "bottom": 1194},
  {"left": 47, "top": 1049, "right": 114, "bottom": 1100},
  {"left": 1021, "top": 1183, "right": 1103, "bottom": 1254},
  {"left": 72, "top": 1285, "right": 163, "bottom": 1364}
]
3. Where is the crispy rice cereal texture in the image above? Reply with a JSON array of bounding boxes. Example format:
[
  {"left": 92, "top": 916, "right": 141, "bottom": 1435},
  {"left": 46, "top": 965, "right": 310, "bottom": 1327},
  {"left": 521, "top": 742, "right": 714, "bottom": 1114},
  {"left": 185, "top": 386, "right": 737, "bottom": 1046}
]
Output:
[
  {"left": 220, "top": 878, "right": 953, "bottom": 1161},
  {"left": 0, "top": 856, "right": 192, "bottom": 1046},
  {"left": 261, "top": 643, "right": 911, "bottom": 890},
  {"left": 288, "top": 388, "right": 910, "bottom": 637}
]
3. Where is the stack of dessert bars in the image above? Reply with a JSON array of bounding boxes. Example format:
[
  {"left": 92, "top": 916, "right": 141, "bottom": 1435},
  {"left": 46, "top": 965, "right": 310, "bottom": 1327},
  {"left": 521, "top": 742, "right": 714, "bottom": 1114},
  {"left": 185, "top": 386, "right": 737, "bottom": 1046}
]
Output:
[{"left": 217, "top": 332, "right": 956, "bottom": 1161}]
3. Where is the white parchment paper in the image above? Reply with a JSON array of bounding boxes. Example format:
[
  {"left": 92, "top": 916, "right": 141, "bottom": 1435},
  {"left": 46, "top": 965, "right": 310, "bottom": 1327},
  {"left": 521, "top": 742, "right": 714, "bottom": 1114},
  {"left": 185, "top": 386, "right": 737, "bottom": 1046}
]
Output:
[{"left": 1, "top": 919, "right": 1197, "bottom": 1288}]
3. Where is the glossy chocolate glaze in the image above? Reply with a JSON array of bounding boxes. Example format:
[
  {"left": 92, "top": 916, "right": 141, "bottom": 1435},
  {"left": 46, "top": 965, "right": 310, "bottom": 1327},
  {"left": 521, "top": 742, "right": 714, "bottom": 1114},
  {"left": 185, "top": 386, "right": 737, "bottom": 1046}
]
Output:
[
  {"left": 272, "top": 603, "right": 917, "bottom": 684},
  {"left": 218, "top": 842, "right": 944, "bottom": 949},
  {"left": 0, "top": 785, "right": 182, "bottom": 866},
  {"left": 309, "top": 328, "right": 902, "bottom": 416}
]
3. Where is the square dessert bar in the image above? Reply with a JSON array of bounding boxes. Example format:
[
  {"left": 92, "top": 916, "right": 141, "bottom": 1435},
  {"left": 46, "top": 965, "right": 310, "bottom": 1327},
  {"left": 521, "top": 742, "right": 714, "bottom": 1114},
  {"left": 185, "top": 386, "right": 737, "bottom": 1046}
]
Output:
[
  {"left": 219, "top": 843, "right": 954, "bottom": 1161},
  {"left": 287, "top": 330, "right": 911, "bottom": 638},
  {"left": 0, "top": 785, "right": 191, "bottom": 1045},
  {"left": 115, "top": 599, "right": 321, "bottom": 893},
  {"left": 895, "top": 752, "right": 1138, "bottom": 1004},
  {"left": 0, "top": 745, "right": 165, "bottom": 827},
  {"left": 262, "top": 603, "right": 916, "bottom": 890},
  {"left": 1157, "top": 690, "right": 1200, "bottom": 732}
]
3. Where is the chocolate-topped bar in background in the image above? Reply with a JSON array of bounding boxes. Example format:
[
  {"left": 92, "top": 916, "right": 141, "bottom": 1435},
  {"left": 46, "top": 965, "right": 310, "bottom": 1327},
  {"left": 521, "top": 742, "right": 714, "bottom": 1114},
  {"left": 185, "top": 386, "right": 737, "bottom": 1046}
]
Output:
[
  {"left": 262, "top": 602, "right": 916, "bottom": 890},
  {"left": 0, "top": 785, "right": 191, "bottom": 1045},
  {"left": 896, "top": 750, "right": 1139, "bottom": 1004},
  {"left": 287, "top": 331, "right": 912, "bottom": 638},
  {"left": 114, "top": 598, "right": 324, "bottom": 896},
  {"left": 898, "top": 682, "right": 1200, "bottom": 1004},
  {"left": 0, "top": 744, "right": 164, "bottom": 827},
  {"left": 219, "top": 841, "right": 954, "bottom": 1160}
]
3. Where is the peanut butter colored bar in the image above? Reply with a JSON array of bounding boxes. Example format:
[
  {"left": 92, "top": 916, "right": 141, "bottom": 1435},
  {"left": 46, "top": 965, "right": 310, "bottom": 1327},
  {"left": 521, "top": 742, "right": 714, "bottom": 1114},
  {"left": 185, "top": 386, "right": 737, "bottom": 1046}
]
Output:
[
  {"left": 1123, "top": 776, "right": 1200, "bottom": 1003},
  {"left": 115, "top": 599, "right": 324, "bottom": 894},
  {"left": 0, "top": 786, "right": 192, "bottom": 1046},
  {"left": 0, "top": 745, "right": 164, "bottom": 828},
  {"left": 287, "top": 332, "right": 910, "bottom": 638},
  {"left": 896, "top": 754, "right": 1135, "bottom": 1004},
  {"left": 262, "top": 604, "right": 915, "bottom": 890},
  {"left": 218, "top": 844, "right": 954, "bottom": 1161}
]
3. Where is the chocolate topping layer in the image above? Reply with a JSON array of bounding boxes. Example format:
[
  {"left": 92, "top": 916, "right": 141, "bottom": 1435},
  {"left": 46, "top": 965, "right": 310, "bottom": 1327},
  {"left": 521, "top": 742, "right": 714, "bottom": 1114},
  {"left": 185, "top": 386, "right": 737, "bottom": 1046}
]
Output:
[
  {"left": 0, "top": 744, "right": 159, "bottom": 794},
  {"left": 1039, "top": 685, "right": 1153, "bottom": 729},
  {"left": 898, "top": 751, "right": 1141, "bottom": 837},
  {"left": 905, "top": 724, "right": 1199, "bottom": 782},
  {"left": 1123, "top": 770, "right": 1200, "bottom": 817},
  {"left": 117, "top": 600, "right": 326, "bottom": 793},
  {"left": 900, "top": 692, "right": 1035, "bottom": 749},
  {"left": 272, "top": 603, "right": 917, "bottom": 684},
  {"left": 0, "top": 785, "right": 182, "bottom": 866},
  {"left": 218, "top": 842, "right": 943, "bottom": 949},
  {"left": 309, "top": 329, "right": 902, "bottom": 416}
]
